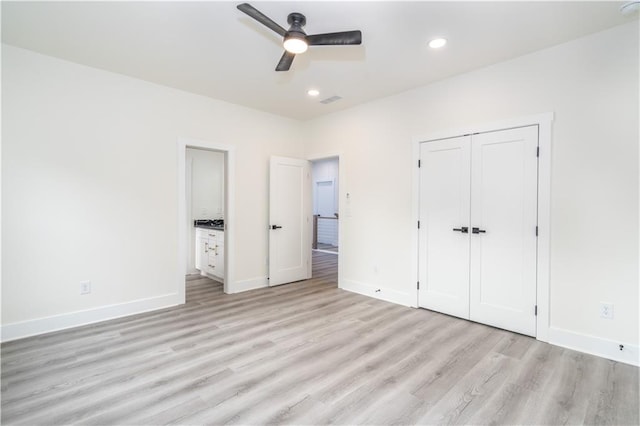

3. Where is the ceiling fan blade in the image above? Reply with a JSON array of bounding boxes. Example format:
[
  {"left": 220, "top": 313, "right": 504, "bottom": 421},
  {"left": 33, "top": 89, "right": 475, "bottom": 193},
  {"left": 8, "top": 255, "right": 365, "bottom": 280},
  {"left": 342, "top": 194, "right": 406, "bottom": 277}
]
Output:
[
  {"left": 275, "top": 51, "right": 295, "bottom": 72},
  {"left": 307, "top": 30, "right": 362, "bottom": 46},
  {"left": 237, "top": 3, "right": 287, "bottom": 37}
]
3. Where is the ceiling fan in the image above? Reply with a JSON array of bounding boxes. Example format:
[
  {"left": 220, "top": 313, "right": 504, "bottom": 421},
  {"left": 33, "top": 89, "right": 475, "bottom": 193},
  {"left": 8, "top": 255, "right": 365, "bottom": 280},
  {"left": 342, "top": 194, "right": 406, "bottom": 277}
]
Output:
[{"left": 237, "top": 3, "right": 362, "bottom": 72}]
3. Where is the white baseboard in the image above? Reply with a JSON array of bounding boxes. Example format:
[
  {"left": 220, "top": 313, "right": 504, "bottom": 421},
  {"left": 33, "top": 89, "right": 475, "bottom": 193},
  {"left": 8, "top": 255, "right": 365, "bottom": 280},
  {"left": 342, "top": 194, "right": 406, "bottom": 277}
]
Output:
[
  {"left": 548, "top": 326, "right": 639, "bottom": 366},
  {"left": 1, "top": 293, "right": 182, "bottom": 343},
  {"left": 341, "top": 279, "right": 413, "bottom": 307},
  {"left": 229, "top": 276, "right": 268, "bottom": 293},
  {"left": 200, "top": 271, "right": 225, "bottom": 284},
  {"left": 338, "top": 281, "right": 639, "bottom": 366}
]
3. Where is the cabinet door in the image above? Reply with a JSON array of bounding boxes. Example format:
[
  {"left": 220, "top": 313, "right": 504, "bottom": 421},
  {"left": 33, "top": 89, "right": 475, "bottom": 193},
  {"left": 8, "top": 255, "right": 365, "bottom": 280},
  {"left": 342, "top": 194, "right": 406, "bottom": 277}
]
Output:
[
  {"left": 195, "top": 229, "right": 206, "bottom": 272},
  {"left": 207, "top": 249, "right": 217, "bottom": 276},
  {"left": 206, "top": 233, "right": 217, "bottom": 276},
  {"left": 469, "top": 126, "right": 538, "bottom": 336},
  {"left": 216, "top": 240, "right": 225, "bottom": 278},
  {"left": 418, "top": 135, "right": 471, "bottom": 319}
]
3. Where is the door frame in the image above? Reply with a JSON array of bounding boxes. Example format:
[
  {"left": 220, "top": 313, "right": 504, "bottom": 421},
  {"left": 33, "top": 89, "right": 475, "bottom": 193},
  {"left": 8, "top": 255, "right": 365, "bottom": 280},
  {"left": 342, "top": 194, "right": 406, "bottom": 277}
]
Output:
[
  {"left": 178, "top": 137, "right": 236, "bottom": 298},
  {"left": 411, "top": 112, "right": 553, "bottom": 342},
  {"left": 308, "top": 153, "right": 343, "bottom": 288}
]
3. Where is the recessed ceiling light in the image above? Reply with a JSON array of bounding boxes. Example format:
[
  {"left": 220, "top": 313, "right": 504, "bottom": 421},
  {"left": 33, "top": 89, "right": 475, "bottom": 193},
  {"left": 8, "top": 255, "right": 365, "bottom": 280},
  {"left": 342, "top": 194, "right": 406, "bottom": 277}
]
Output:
[
  {"left": 428, "top": 38, "right": 447, "bottom": 49},
  {"left": 621, "top": 1, "right": 640, "bottom": 14},
  {"left": 307, "top": 89, "right": 320, "bottom": 97}
]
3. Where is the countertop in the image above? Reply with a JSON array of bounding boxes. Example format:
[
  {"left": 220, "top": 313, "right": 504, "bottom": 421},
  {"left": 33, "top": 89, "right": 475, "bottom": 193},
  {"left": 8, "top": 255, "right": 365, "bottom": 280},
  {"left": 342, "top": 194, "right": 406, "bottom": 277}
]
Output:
[{"left": 195, "top": 225, "right": 224, "bottom": 231}]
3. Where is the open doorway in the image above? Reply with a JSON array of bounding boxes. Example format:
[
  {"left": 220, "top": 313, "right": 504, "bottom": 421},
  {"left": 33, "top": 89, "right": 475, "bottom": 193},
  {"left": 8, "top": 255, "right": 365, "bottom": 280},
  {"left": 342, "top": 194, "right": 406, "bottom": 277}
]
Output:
[
  {"left": 312, "top": 157, "right": 339, "bottom": 254},
  {"left": 311, "top": 157, "right": 339, "bottom": 281},
  {"left": 186, "top": 148, "right": 225, "bottom": 288},
  {"left": 178, "top": 138, "right": 235, "bottom": 302}
]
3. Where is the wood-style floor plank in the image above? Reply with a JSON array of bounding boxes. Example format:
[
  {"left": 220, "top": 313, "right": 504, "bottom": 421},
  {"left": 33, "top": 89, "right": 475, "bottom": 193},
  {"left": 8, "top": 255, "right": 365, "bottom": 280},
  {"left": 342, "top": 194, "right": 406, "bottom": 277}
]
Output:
[{"left": 2, "top": 251, "right": 638, "bottom": 425}]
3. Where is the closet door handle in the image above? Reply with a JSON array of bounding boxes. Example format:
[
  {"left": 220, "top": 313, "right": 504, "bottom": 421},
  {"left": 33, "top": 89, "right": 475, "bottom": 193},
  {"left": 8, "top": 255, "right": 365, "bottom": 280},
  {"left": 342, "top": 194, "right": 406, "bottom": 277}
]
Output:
[
  {"left": 472, "top": 227, "right": 486, "bottom": 234},
  {"left": 452, "top": 227, "right": 468, "bottom": 233}
]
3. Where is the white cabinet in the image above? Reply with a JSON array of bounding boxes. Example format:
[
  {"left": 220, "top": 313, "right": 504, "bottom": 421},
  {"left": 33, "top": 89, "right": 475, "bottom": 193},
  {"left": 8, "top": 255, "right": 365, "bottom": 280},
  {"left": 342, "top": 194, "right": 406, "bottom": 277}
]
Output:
[
  {"left": 195, "top": 230, "right": 206, "bottom": 271},
  {"left": 418, "top": 125, "right": 539, "bottom": 337},
  {"left": 195, "top": 228, "right": 224, "bottom": 281},
  {"left": 206, "top": 230, "right": 224, "bottom": 279}
]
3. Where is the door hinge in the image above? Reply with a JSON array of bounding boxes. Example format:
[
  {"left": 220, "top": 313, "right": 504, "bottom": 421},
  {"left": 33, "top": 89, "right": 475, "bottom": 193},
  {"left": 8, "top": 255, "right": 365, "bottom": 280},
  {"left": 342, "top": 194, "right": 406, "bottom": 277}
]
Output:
[
  {"left": 535, "top": 305, "right": 538, "bottom": 316},
  {"left": 417, "top": 281, "right": 420, "bottom": 290},
  {"left": 417, "top": 221, "right": 420, "bottom": 229},
  {"left": 535, "top": 226, "right": 538, "bottom": 236},
  {"left": 536, "top": 147, "right": 540, "bottom": 157},
  {"left": 418, "top": 159, "right": 421, "bottom": 168}
]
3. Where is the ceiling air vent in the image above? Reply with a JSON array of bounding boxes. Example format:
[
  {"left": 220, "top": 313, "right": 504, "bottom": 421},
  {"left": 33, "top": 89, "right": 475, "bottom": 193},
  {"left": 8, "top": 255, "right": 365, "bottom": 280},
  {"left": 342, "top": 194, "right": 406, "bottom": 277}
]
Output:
[{"left": 320, "top": 95, "right": 342, "bottom": 105}]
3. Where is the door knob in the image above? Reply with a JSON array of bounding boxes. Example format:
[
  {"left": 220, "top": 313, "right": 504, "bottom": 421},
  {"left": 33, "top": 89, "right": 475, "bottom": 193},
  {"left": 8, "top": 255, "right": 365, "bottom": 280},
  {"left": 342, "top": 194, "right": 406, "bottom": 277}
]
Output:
[
  {"left": 472, "top": 227, "right": 486, "bottom": 234},
  {"left": 452, "top": 227, "right": 469, "bottom": 233},
  {"left": 271, "top": 225, "right": 283, "bottom": 230}
]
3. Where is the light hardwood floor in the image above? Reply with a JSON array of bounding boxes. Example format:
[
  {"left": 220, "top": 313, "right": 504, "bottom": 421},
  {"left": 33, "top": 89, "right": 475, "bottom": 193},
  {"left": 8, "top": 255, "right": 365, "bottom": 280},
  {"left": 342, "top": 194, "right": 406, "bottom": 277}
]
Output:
[{"left": 2, "top": 251, "right": 638, "bottom": 425}]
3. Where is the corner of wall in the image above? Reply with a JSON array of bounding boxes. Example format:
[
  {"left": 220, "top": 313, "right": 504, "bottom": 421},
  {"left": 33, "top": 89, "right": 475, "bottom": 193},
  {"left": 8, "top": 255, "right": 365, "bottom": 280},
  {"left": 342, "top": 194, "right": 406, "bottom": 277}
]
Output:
[
  {"left": 230, "top": 276, "right": 269, "bottom": 293},
  {"left": 341, "top": 279, "right": 414, "bottom": 308}
]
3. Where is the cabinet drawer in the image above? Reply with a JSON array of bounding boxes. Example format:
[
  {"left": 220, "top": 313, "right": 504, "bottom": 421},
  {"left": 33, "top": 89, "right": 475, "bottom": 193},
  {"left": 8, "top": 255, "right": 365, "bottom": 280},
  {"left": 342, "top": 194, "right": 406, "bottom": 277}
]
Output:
[{"left": 207, "top": 230, "right": 222, "bottom": 239}]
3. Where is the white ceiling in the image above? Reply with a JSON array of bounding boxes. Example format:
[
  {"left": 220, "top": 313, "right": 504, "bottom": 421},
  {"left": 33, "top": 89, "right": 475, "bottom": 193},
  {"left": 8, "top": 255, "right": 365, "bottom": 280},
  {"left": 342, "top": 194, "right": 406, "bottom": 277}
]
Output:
[{"left": 2, "top": 1, "right": 636, "bottom": 120}]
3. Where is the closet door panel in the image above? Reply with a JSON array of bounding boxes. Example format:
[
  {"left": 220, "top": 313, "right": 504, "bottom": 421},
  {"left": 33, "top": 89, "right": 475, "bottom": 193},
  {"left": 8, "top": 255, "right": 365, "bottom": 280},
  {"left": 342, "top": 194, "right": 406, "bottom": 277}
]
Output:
[
  {"left": 418, "top": 136, "right": 471, "bottom": 319},
  {"left": 469, "top": 126, "right": 538, "bottom": 336}
]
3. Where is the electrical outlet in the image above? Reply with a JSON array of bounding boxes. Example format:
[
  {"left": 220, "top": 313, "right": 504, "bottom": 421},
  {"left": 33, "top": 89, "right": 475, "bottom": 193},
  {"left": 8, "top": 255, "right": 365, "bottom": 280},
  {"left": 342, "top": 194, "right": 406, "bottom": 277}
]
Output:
[
  {"left": 600, "top": 302, "right": 614, "bottom": 319},
  {"left": 80, "top": 281, "right": 91, "bottom": 295}
]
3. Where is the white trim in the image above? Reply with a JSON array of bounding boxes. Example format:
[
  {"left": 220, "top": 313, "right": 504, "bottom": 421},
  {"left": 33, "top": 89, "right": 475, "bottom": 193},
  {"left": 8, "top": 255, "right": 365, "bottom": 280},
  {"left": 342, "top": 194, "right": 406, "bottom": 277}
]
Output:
[
  {"left": 410, "top": 139, "right": 420, "bottom": 309},
  {"left": 1, "top": 293, "right": 181, "bottom": 342},
  {"left": 231, "top": 276, "right": 269, "bottom": 293},
  {"left": 413, "top": 112, "right": 554, "bottom": 144},
  {"left": 549, "top": 327, "right": 639, "bottom": 367},
  {"left": 307, "top": 153, "right": 343, "bottom": 290},
  {"left": 536, "top": 117, "right": 553, "bottom": 342},
  {"left": 178, "top": 138, "right": 236, "bottom": 295},
  {"left": 342, "top": 279, "right": 413, "bottom": 307},
  {"left": 411, "top": 112, "right": 554, "bottom": 341}
]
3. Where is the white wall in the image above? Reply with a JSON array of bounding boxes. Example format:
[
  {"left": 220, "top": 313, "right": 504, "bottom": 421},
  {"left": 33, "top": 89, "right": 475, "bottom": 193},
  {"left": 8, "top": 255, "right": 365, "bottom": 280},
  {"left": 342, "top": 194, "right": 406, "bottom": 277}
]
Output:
[
  {"left": 186, "top": 148, "right": 224, "bottom": 273},
  {"left": 2, "top": 45, "right": 303, "bottom": 337},
  {"left": 304, "top": 23, "right": 639, "bottom": 356},
  {"left": 188, "top": 148, "right": 224, "bottom": 221}
]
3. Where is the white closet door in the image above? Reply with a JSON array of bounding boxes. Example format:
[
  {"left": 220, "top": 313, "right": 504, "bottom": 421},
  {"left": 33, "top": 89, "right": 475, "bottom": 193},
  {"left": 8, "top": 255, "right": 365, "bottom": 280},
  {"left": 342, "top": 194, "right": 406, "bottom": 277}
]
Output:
[
  {"left": 418, "top": 136, "right": 471, "bottom": 319},
  {"left": 469, "top": 126, "right": 538, "bottom": 336}
]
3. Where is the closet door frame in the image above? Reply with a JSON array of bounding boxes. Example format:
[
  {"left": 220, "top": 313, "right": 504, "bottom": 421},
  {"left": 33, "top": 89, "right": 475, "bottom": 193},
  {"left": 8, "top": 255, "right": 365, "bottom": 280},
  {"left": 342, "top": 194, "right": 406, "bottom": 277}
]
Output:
[{"left": 411, "top": 112, "right": 553, "bottom": 342}]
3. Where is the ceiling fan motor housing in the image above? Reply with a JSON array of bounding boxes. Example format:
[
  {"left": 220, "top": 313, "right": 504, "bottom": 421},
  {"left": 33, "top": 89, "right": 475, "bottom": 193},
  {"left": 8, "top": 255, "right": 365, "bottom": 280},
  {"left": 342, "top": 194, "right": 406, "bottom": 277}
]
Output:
[{"left": 287, "top": 12, "right": 306, "bottom": 30}]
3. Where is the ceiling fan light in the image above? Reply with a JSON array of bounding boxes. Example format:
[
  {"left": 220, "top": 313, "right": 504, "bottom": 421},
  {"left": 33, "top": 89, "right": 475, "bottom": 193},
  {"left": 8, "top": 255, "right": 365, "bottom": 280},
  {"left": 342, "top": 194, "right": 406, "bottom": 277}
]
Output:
[{"left": 284, "top": 35, "right": 308, "bottom": 54}]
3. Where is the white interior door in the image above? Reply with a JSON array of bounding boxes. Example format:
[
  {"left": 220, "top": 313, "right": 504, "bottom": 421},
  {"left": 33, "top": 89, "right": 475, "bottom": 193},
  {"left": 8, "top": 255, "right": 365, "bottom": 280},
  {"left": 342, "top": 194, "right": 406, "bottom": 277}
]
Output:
[
  {"left": 469, "top": 126, "right": 538, "bottom": 336},
  {"left": 418, "top": 136, "right": 471, "bottom": 319},
  {"left": 269, "top": 156, "right": 311, "bottom": 286}
]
